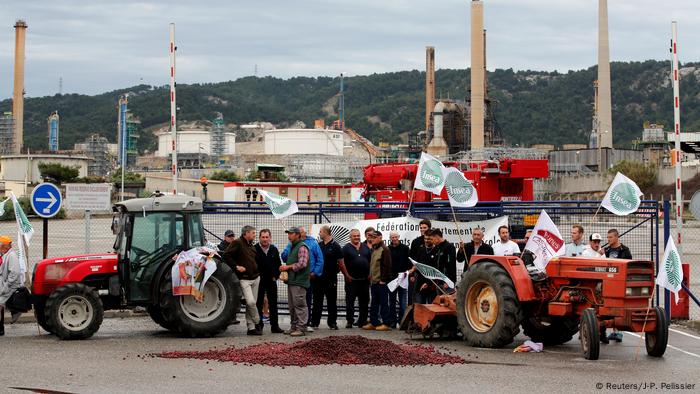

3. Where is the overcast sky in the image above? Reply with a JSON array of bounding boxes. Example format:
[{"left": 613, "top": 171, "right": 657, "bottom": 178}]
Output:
[{"left": 1, "top": 0, "right": 698, "bottom": 99}]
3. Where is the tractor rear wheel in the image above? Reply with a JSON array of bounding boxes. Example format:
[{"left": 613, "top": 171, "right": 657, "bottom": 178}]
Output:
[
  {"left": 45, "top": 283, "right": 104, "bottom": 340},
  {"left": 33, "top": 296, "right": 53, "bottom": 334},
  {"left": 645, "top": 306, "right": 668, "bottom": 357},
  {"left": 160, "top": 262, "right": 240, "bottom": 337},
  {"left": 456, "top": 262, "right": 522, "bottom": 348},
  {"left": 521, "top": 316, "right": 579, "bottom": 345},
  {"left": 579, "top": 308, "right": 600, "bottom": 360}
]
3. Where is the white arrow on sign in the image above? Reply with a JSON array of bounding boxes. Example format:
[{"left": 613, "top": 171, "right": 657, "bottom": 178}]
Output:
[{"left": 36, "top": 192, "right": 58, "bottom": 214}]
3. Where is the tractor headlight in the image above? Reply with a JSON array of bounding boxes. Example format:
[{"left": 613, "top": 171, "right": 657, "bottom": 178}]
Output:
[
  {"left": 625, "top": 287, "right": 633, "bottom": 296},
  {"left": 44, "top": 264, "right": 68, "bottom": 281},
  {"left": 641, "top": 287, "right": 650, "bottom": 296}
]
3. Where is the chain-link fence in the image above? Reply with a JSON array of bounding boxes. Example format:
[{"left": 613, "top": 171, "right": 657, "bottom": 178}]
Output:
[{"left": 9, "top": 199, "right": 683, "bottom": 320}]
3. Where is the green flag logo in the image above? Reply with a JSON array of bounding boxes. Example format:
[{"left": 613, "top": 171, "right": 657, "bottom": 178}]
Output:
[
  {"left": 445, "top": 171, "right": 473, "bottom": 203},
  {"left": 609, "top": 183, "right": 640, "bottom": 214},
  {"left": 665, "top": 249, "right": 682, "bottom": 288},
  {"left": 263, "top": 192, "right": 292, "bottom": 215},
  {"left": 15, "top": 201, "right": 33, "bottom": 234},
  {"left": 419, "top": 159, "right": 444, "bottom": 189}
]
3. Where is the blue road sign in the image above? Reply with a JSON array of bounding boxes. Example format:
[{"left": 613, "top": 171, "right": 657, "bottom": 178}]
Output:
[{"left": 31, "top": 182, "right": 63, "bottom": 218}]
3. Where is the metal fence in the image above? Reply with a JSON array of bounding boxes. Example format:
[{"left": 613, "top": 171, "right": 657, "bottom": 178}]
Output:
[
  {"left": 663, "top": 201, "right": 700, "bottom": 320},
  {"left": 202, "top": 200, "right": 661, "bottom": 318}
]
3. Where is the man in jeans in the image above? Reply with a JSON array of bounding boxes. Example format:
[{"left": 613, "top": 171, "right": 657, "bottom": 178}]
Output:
[
  {"left": 388, "top": 231, "right": 410, "bottom": 328},
  {"left": 341, "top": 229, "right": 371, "bottom": 328},
  {"left": 279, "top": 227, "right": 310, "bottom": 337},
  {"left": 364, "top": 230, "right": 392, "bottom": 332},
  {"left": 223, "top": 225, "right": 262, "bottom": 336},
  {"left": 313, "top": 225, "right": 343, "bottom": 330}
]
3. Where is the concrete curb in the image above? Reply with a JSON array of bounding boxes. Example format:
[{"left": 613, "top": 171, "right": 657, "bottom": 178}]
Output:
[{"left": 5, "top": 309, "right": 147, "bottom": 324}]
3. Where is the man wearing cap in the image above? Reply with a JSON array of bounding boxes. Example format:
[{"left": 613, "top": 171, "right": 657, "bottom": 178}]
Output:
[
  {"left": 363, "top": 230, "right": 392, "bottom": 332},
  {"left": 582, "top": 233, "right": 606, "bottom": 257},
  {"left": 279, "top": 227, "right": 310, "bottom": 337},
  {"left": 223, "top": 225, "right": 262, "bottom": 336},
  {"left": 0, "top": 236, "right": 23, "bottom": 335},
  {"left": 218, "top": 230, "right": 235, "bottom": 252}
]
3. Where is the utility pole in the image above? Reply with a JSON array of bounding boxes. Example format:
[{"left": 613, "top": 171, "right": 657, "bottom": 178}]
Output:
[
  {"left": 169, "top": 23, "right": 178, "bottom": 195},
  {"left": 671, "top": 22, "right": 683, "bottom": 253}
]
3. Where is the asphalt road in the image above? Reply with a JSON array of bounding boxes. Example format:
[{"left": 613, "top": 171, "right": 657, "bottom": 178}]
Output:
[{"left": 1, "top": 316, "right": 698, "bottom": 394}]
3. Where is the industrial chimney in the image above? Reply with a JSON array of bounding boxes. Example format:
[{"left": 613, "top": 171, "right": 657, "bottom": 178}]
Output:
[
  {"left": 470, "top": 1, "right": 485, "bottom": 151},
  {"left": 13, "top": 19, "right": 27, "bottom": 154},
  {"left": 597, "top": 0, "right": 613, "bottom": 148},
  {"left": 425, "top": 46, "right": 435, "bottom": 143}
]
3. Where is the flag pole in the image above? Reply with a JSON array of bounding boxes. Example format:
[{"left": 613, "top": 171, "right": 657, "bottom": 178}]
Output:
[
  {"left": 634, "top": 285, "right": 657, "bottom": 361},
  {"left": 449, "top": 204, "right": 470, "bottom": 265},
  {"left": 405, "top": 184, "right": 417, "bottom": 217}
]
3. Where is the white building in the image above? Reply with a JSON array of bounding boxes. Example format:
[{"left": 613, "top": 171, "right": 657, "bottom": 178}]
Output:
[
  {"left": 0, "top": 154, "right": 91, "bottom": 184},
  {"left": 264, "top": 128, "right": 344, "bottom": 156},
  {"left": 157, "top": 129, "right": 236, "bottom": 157}
]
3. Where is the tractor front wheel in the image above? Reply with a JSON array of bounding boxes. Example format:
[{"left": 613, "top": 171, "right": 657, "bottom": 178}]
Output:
[
  {"left": 33, "top": 296, "right": 53, "bottom": 334},
  {"left": 160, "top": 262, "right": 240, "bottom": 337},
  {"left": 579, "top": 308, "right": 600, "bottom": 360},
  {"left": 45, "top": 283, "right": 104, "bottom": 340},
  {"left": 456, "top": 262, "right": 522, "bottom": 348},
  {"left": 645, "top": 306, "right": 668, "bottom": 357}
]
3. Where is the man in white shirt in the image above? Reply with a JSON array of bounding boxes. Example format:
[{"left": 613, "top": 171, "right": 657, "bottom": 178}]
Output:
[
  {"left": 581, "top": 233, "right": 606, "bottom": 258},
  {"left": 492, "top": 226, "right": 520, "bottom": 256},
  {"left": 565, "top": 225, "right": 586, "bottom": 257}
]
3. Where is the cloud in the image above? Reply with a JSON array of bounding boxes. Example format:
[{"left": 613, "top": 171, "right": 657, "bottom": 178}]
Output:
[{"left": 0, "top": 0, "right": 698, "bottom": 98}]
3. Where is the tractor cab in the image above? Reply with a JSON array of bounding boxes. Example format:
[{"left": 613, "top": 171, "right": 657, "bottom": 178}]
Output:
[{"left": 112, "top": 194, "right": 205, "bottom": 304}]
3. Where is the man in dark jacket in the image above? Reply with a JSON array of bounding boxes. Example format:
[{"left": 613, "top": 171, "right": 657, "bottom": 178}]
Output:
[
  {"left": 408, "top": 219, "right": 431, "bottom": 306},
  {"left": 457, "top": 227, "right": 494, "bottom": 274},
  {"left": 223, "top": 225, "right": 262, "bottom": 335},
  {"left": 432, "top": 229, "right": 457, "bottom": 287},
  {"left": 388, "top": 231, "right": 410, "bottom": 328},
  {"left": 312, "top": 225, "right": 344, "bottom": 330},
  {"left": 255, "top": 229, "right": 283, "bottom": 333},
  {"left": 604, "top": 229, "right": 633, "bottom": 259},
  {"left": 341, "top": 229, "right": 372, "bottom": 329},
  {"left": 364, "top": 230, "right": 392, "bottom": 332}
]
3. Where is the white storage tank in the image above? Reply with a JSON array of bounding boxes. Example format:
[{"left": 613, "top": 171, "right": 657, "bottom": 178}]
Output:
[
  {"left": 157, "top": 129, "right": 235, "bottom": 157},
  {"left": 264, "top": 128, "right": 344, "bottom": 156}
]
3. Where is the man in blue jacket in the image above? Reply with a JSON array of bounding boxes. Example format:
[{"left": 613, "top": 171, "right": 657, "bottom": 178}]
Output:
[{"left": 281, "top": 226, "right": 324, "bottom": 332}]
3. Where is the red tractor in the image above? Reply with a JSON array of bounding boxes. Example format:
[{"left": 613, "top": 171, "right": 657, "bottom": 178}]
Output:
[
  {"left": 407, "top": 255, "right": 667, "bottom": 360},
  {"left": 31, "top": 194, "right": 241, "bottom": 340}
]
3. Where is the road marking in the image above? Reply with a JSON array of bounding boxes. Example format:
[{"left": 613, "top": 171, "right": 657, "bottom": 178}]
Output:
[
  {"left": 625, "top": 331, "right": 700, "bottom": 359},
  {"left": 670, "top": 327, "right": 700, "bottom": 341}
]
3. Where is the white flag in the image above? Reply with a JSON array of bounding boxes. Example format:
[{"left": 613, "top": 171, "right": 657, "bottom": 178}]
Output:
[
  {"left": 656, "top": 237, "right": 683, "bottom": 304},
  {"left": 442, "top": 167, "right": 478, "bottom": 208},
  {"left": 601, "top": 172, "right": 643, "bottom": 216},
  {"left": 524, "top": 210, "right": 565, "bottom": 272},
  {"left": 258, "top": 189, "right": 298, "bottom": 219},
  {"left": 11, "top": 193, "right": 33, "bottom": 274},
  {"left": 0, "top": 198, "right": 7, "bottom": 217},
  {"left": 410, "top": 258, "right": 455, "bottom": 289},
  {"left": 414, "top": 152, "right": 446, "bottom": 195}
]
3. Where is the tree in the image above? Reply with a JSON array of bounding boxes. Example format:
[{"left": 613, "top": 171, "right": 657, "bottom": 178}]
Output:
[
  {"left": 209, "top": 170, "right": 240, "bottom": 182},
  {"left": 38, "top": 162, "right": 80, "bottom": 184},
  {"left": 608, "top": 160, "right": 657, "bottom": 191},
  {"left": 109, "top": 168, "right": 144, "bottom": 183}
]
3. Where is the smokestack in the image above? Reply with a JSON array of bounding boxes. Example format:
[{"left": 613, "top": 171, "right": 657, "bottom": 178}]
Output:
[
  {"left": 425, "top": 46, "right": 435, "bottom": 142},
  {"left": 13, "top": 19, "right": 27, "bottom": 154},
  {"left": 597, "top": 0, "right": 613, "bottom": 148},
  {"left": 427, "top": 101, "right": 448, "bottom": 157},
  {"left": 470, "top": 1, "right": 485, "bottom": 150}
]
